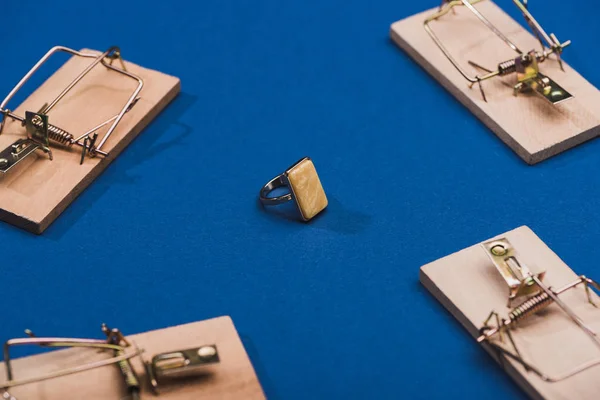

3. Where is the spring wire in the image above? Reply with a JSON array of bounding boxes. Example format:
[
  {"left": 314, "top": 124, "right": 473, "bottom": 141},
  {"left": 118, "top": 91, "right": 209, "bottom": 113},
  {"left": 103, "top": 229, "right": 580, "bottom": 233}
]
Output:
[
  {"left": 509, "top": 291, "right": 553, "bottom": 323},
  {"left": 497, "top": 58, "right": 518, "bottom": 76},
  {"left": 115, "top": 351, "right": 140, "bottom": 388},
  {"left": 31, "top": 117, "right": 74, "bottom": 146}
]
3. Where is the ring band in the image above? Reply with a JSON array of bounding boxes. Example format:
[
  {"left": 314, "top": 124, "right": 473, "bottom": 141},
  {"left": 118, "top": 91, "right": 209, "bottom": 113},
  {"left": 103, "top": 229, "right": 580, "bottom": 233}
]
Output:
[
  {"left": 259, "top": 157, "right": 328, "bottom": 221},
  {"left": 259, "top": 175, "right": 292, "bottom": 206}
]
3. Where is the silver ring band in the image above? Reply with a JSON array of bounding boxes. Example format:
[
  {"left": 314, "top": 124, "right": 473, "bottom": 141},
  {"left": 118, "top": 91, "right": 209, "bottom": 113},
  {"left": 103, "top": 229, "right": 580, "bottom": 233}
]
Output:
[{"left": 259, "top": 174, "right": 292, "bottom": 206}]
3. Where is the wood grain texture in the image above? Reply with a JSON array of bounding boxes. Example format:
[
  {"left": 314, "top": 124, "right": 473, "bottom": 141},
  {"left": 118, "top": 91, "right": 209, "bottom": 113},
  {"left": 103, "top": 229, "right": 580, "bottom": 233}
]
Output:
[
  {"left": 420, "top": 226, "right": 600, "bottom": 399},
  {"left": 390, "top": 1, "right": 600, "bottom": 164},
  {"left": 0, "top": 316, "right": 266, "bottom": 400},
  {"left": 0, "top": 49, "right": 180, "bottom": 233}
]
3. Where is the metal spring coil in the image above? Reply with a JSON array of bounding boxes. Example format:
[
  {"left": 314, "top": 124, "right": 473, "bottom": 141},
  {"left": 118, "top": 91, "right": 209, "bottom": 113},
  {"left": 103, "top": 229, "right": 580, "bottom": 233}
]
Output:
[
  {"left": 497, "top": 59, "right": 517, "bottom": 76},
  {"left": 31, "top": 118, "right": 74, "bottom": 146},
  {"left": 116, "top": 352, "right": 140, "bottom": 388},
  {"left": 509, "top": 291, "right": 553, "bottom": 323}
]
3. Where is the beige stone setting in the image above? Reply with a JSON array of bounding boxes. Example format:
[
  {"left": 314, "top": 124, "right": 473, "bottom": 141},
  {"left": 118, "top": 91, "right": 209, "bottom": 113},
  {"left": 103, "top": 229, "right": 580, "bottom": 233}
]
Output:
[{"left": 285, "top": 158, "right": 328, "bottom": 221}]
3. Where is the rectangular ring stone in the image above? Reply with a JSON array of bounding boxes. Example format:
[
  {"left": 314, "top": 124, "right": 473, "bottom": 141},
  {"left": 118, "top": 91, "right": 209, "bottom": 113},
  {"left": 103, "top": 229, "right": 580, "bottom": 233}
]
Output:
[{"left": 285, "top": 158, "right": 328, "bottom": 221}]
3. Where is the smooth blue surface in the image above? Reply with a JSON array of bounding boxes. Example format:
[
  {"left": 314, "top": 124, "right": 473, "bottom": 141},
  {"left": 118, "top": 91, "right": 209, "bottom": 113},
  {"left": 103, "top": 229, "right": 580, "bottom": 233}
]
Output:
[{"left": 2, "top": 1, "right": 599, "bottom": 398}]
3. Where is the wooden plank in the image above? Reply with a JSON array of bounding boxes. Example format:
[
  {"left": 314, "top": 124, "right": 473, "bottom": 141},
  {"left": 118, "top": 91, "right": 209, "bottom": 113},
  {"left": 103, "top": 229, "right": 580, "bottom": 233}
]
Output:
[
  {"left": 420, "top": 226, "right": 600, "bottom": 399},
  {"left": 0, "top": 316, "right": 266, "bottom": 400},
  {"left": 390, "top": 1, "right": 600, "bottom": 164},
  {"left": 0, "top": 48, "right": 180, "bottom": 233}
]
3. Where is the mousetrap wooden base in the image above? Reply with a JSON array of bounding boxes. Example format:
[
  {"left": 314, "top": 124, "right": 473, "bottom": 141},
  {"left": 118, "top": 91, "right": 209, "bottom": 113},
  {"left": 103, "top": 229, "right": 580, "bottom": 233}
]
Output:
[
  {"left": 0, "top": 316, "right": 266, "bottom": 400},
  {"left": 391, "top": 1, "right": 600, "bottom": 164},
  {"left": 420, "top": 226, "right": 600, "bottom": 399},
  {"left": 0, "top": 49, "right": 180, "bottom": 233}
]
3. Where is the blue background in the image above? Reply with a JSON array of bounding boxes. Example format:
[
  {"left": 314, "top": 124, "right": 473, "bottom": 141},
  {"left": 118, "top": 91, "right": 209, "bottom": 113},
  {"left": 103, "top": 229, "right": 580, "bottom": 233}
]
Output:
[{"left": 2, "top": 0, "right": 599, "bottom": 398}]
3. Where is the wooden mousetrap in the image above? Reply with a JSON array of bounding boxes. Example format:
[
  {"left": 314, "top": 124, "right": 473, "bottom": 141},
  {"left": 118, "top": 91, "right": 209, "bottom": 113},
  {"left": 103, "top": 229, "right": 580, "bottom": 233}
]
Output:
[
  {"left": 0, "top": 46, "right": 180, "bottom": 233},
  {"left": 420, "top": 226, "right": 600, "bottom": 399},
  {"left": 390, "top": 1, "right": 600, "bottom": 164},
  {"left": 0, "top": 316, "right": 266, "bottom": 400}
]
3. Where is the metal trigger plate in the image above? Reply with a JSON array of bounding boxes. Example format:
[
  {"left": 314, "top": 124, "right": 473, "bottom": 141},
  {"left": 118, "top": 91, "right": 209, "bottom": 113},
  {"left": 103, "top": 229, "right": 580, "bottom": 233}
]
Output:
[
  {"left": 531, "top": 72, "right": 573, "bottom": 104},
  {"left": 0, "top": 139, "right": 40, "bottom": 174}
]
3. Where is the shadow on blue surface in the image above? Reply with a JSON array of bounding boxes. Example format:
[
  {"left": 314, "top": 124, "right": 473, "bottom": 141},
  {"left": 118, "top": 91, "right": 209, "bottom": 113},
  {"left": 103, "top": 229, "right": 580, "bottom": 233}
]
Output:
[
  {"left": 258, "top": 196, "right": 372, "bottom": 235},
  {"left": 44, "top": 92, "right": 197, "bottom": 240},
  {"left": 241, "top": 333, "right": 280, "bottom": 399},
  {"left": 417, "top": 281, "right": 528, "bottom": 399}
]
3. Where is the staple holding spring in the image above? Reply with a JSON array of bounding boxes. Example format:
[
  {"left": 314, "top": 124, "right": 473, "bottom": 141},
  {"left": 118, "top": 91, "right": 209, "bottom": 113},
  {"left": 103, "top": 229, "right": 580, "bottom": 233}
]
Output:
[{"left": 509, "top": 291, "right": 552, "bottom": 324}]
